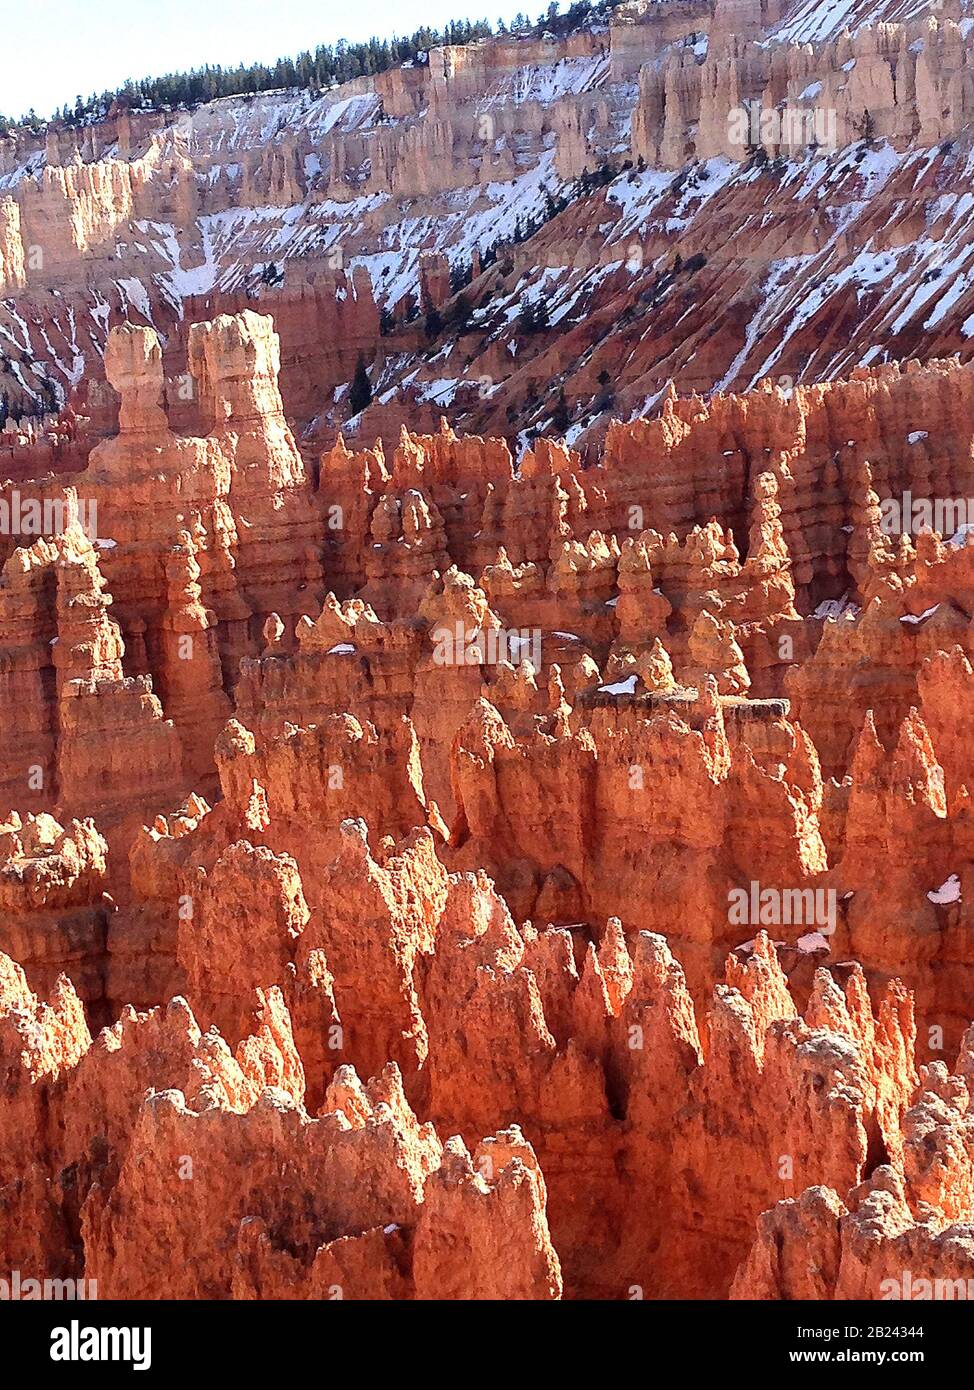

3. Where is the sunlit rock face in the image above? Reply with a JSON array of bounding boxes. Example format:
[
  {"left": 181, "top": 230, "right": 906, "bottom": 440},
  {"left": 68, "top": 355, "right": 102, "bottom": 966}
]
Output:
[
  {"left": 5, "top": 0, "right": 974, "bottom": 1302},
  {"left": 4, "top": 0, "right": 974, "bottom": 459}
]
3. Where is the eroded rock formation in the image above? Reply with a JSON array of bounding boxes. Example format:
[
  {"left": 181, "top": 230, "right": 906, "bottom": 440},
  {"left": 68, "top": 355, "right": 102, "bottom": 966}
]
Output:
[
  {"left": 5, "top": 0, "right": 974, "bottom": 1303},
  {"left": 0, "top": 299, "right": 971, "bottom": 1300}
]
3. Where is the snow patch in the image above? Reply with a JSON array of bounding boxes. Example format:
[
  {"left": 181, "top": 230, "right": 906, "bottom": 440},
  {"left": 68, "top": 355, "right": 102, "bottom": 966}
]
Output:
[
  {"left": 928, "top": 874, "right": 961, "bottom": 905},
  {"left": 900, "top": 605, "right": 939, "bottom": 624},
  {"left": 598, "top": 674, "right": 638, "bottom": 695}
]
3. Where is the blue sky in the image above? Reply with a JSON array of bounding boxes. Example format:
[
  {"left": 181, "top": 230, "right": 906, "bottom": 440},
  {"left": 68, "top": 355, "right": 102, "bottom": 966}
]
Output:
[{"left": 6, "top": 0, "right": 543, "bottom": 118}]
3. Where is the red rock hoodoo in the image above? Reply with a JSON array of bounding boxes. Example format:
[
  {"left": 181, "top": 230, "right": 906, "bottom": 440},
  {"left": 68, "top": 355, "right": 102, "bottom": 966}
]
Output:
[{"left": 5, "top": 0, "right": 974, "bottom": 1311}]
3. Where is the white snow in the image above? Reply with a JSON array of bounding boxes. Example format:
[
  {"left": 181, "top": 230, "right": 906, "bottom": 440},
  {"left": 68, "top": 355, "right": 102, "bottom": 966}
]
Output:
[
  {"left": 949, "top": 522, "right": 974, "bottom": 549},
  {"left": 415, "top": 378, "right": 460, "bottom": 407},
  {"left": 928, "top": 874, "right": 961, "bottom": 905},
  {"left": 115, "top": 278, "right": 156, "bottom": 327},
  {"left": 772, "top": 0, "right": 859, "bottom": 44},
  {"left": 598, "top": 674, "right": 638, "bottom": 695},
  {"left": 812, "top": 594, "right": 859, "bottom": 620},
  {"left": 479, "top": 54, "right": 609, "bottom": 109},
  {"left": 900, "top": 605, "right": 939, "bottom": 624}
]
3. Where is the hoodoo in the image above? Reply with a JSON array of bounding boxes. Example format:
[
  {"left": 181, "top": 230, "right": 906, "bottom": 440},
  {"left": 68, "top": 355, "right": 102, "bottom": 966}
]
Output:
[{"left": 2, "top": 0, "right": 974, "bottom": 1343}]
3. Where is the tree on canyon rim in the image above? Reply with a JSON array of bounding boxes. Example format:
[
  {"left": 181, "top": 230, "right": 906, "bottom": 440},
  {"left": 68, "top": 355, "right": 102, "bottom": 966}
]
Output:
[{"left": 349, "top": 355, "right": 373, "bottom": 415}]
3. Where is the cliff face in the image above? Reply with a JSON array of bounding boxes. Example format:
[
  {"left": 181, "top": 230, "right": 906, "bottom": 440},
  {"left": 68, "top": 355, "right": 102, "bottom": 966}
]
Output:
[
  {"left": 4, "top": 0, "right": 974, "bottom": 453},
  {"left": 3, "top": 0, "right": 974, "bottom": 1304},
  {"left": 0, "top": 298, "right": 972, "bottom": 1298}
]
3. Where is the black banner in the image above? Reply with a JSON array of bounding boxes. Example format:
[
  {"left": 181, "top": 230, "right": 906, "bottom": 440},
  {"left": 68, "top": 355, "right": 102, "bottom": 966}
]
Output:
[{"left": 0, "top": 1298, "right": 958, "bottom": 1375}]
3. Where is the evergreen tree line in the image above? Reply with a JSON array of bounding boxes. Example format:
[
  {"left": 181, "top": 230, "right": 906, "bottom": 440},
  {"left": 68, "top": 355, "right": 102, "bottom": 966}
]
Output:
[
  {"left": 1, "top": 2, "right": 626, "bottom": 131},
  {"left": 0, "top": 376, "right": 60, "bottom": 427}
]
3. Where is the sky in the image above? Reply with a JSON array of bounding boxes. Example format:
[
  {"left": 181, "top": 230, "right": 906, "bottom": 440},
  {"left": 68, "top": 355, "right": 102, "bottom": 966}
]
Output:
[{"left": 3, "top": 0, "right": 544, "bottom": 118}]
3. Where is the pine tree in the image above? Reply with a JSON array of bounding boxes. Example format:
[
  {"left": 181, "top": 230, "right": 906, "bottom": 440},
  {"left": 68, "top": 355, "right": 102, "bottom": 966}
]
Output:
[
  {"left": 518, "top": 298, "right": 538, "bottom": 334},
  {"left": 552, "top": 388, "right": 570, "bottom": 433},
  {"left": 26, "top": 15, "right": 519, "bottom": 124},
  {"left": 451, "top": 292, "right": 473, "bottom": 329},
  {"left": 348, "top": 355, "right": 372, "bottom": 414}
]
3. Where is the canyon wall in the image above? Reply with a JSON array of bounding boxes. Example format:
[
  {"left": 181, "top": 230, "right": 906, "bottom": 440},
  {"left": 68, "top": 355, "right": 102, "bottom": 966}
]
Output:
[
  {"left": 0, "top": 304, "right": 971, "bottom": 1297},
  {"left": 2, "top": 0, "right": 974, "bottom": 1303}
]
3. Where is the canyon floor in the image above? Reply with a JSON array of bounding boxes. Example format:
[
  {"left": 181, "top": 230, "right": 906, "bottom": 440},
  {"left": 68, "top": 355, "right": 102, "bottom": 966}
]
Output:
[{"left": 2, "top": 0, "right": 974, "bottom": 1307}]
